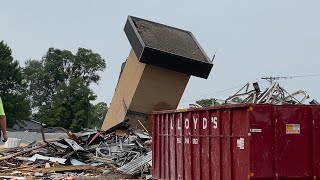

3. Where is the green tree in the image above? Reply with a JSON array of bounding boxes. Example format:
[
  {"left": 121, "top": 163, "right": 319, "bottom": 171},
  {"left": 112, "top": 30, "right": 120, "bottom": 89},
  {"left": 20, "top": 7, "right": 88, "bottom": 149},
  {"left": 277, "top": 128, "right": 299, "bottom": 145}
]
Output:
[
  {"left": 0, "top": 41, "right": 31, "bottom": 127},
  {"left": 24, "top": 47, "right": 106, "bottom": 132},
  {"left": 91, "top": 102, "right": 108, "bottom": 128},
  {"left": 196, "top": 98, "right": 220, "bottom": 107}
]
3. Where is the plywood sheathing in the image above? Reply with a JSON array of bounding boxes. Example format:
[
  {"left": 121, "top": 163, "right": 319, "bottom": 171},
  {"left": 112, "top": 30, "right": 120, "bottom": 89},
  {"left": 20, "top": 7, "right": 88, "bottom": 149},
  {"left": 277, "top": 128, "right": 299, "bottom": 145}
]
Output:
[
  {"left": 101, "top": 50, "right": 146, "bottom": 130},
  {"left": 101, "top": 49, "right": 190, "bottom": 131}
]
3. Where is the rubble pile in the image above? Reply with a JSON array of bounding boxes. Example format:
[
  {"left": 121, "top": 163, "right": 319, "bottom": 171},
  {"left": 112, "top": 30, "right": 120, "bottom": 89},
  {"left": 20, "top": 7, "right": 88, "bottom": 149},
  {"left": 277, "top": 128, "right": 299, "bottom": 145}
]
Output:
[
  {"left": 225, "top": 82, "right": 312, "bottom": 105},
  {"left": 0, "top": 122, "right": 152, "bottom": 180}
]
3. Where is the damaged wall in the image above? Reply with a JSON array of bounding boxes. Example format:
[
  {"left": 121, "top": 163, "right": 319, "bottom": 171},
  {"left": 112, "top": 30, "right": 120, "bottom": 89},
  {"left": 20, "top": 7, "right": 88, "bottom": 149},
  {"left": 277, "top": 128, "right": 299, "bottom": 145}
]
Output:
[
  {"left": 101, "top": 50, "right": 190, "bottom": 131},
  {"left": 101, "top": 50, "right": 145, "bottom": 131},
  {"left": 101, "top": 16, "right": 213, "bottom": 131}
]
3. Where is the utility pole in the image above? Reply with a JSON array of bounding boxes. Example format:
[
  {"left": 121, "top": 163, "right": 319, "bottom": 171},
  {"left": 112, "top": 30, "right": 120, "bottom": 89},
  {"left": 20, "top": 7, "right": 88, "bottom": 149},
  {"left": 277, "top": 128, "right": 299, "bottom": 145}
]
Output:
[
  {"left": 261, "top": 76, "right": 289, "bottom": 84},
  {"left": 261, "top": 77, "right": 277, "bottom": 84}
]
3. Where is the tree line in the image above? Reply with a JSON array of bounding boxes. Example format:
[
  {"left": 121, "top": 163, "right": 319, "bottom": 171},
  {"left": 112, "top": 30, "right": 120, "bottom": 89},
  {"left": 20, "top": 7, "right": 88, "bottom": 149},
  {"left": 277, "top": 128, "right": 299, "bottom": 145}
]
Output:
[{"left": 0, "top": 41, "right": 108, "bottom": 132}]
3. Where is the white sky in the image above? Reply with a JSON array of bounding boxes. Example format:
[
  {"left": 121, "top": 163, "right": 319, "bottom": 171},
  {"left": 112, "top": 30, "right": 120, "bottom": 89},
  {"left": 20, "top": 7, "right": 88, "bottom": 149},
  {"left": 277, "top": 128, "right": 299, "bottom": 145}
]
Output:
[{"left": 1, "top": 0, "right": 319, "bottom": 108}]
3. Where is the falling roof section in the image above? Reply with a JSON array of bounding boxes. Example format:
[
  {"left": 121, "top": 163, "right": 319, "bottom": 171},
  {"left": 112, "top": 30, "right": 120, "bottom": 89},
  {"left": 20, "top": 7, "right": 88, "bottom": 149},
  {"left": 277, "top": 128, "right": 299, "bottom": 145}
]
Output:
[
  {"left": 124, "top": 16, "right": 213, "bottom": 79},
  {"left": 133, "top": 17, "right": 209, "bottom": 63}
]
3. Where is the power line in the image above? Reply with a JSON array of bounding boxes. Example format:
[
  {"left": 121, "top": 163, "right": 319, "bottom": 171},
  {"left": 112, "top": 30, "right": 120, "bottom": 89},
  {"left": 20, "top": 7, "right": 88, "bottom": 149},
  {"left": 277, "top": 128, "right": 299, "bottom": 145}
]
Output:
[
  {"left": 288, "top": 73, "right": 320, "bottom": 78},
  {"left": 180, "top": 85, "right": 241, "bottom": 102},
  {"left": 180, "top": 79, "right": 261, "bottom": 103},
  {"left": 261, "top": 73, "right": 320, "bottom": 83},
  {"left": 180, "top": 73, "right": 320, "bottom": 104}
]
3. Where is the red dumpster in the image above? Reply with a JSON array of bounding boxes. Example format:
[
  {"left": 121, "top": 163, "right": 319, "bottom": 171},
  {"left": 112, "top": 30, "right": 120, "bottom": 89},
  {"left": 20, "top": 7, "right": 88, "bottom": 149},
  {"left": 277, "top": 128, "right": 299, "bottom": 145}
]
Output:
[{"left": 152, "top": 104, "right": 320, "bottom": 180}]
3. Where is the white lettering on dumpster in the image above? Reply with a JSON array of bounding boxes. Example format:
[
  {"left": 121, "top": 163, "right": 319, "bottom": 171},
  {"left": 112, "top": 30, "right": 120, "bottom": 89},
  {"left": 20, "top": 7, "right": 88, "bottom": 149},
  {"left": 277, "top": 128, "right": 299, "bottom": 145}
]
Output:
[
  {"left": 170, "top": 117, "right": 174, "bottom": 129},
  {"left": 169, "top": 115, "right": 219, "bottom": 130},
  {"left": 212, "top": 117, "right": 218, "bottom": 129},
  {"left": 177, "top": 119, "right": 181, "bottom": 129},
  {"left": 193, "top": 117, "right": 198, "bottom": 129},
  {"left": 192, "top": 138, "right": 198, "bottom": 144},
  {"left": 185, "top": 118, "right": 190, "bottom": 129},
  {"left": 203, "top": 118, "right": 207, "bottom": 129}
]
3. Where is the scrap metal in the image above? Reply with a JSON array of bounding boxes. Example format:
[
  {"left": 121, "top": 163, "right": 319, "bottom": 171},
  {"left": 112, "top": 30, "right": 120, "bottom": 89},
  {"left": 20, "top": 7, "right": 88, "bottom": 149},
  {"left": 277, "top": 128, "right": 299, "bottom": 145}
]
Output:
[
  {"left": 64, "top": 139, "right": 84, "bottom": 151},
  {"left": 117, "top": 151, "right": 152, "bottom": 175},
  {"left": 28, "top": 154, "right": 67, "bottom": 164},
  {"left": 0, "top": 125, "right": 152, "bottom": 179},
  {"left": 225, "top": 82, "right": 310, "bottom": 105}
]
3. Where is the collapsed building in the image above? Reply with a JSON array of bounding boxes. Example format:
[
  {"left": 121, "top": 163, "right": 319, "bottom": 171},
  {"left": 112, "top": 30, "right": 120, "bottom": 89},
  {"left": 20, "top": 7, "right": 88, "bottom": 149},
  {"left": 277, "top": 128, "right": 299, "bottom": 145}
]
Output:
[{"left": 101, "top": 16, "right": 214, "bottom": 132}]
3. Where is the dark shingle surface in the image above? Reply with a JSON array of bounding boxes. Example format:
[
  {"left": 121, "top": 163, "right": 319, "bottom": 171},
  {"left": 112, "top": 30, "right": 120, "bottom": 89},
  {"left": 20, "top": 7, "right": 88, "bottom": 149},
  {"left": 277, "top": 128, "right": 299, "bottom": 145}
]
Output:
[{"left": 133, "top": 18, "right": 208, "bottom": 62}]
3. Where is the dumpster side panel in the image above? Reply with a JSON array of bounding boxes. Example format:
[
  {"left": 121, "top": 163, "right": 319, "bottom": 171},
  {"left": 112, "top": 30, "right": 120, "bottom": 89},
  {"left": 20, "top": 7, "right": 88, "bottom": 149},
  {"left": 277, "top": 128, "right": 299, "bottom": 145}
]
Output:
[
  {"left": 191, "top": 111, "right": 201, "bottom": 180},
  {"left": 183, "top": 112, "right": 192, "bottom": 180},
  {"left": 164, "top": 114, "right": 170, "bottom": 179},
  {"left": 169, "top": 113, "right": 177, "bottom": 180},
  {"left": 153, "top": 106, "right": 251, "bottom": 180},
  {"left": 160, "top": 114, "right": 165, "bottom": 179},
  {"left": 231, "top": 108, "right": 250, "bottom": 179},
  {"left": 221, "top": 109, "right": 232, "bottom": 180},
  {"left": 152, "top": 105, "right": 320, "bottom": 180},
  {"left": 250, "top": 105, "right": 275, "bottom": 178},
  {"left": 176, "top": 113, "right": 184, "bottom": 180},
  {"left": 200, "top": 110, "right": 210, "bottom": 180},
  {"left": 210, "top": 109, "right": 221, "bottom": 179},
  {"left": 152, "top": 114, "right": 160, "bottom": 178},
  {"left": 276, "top": 106, "right": 313, "bottom": 178},
  {"left": 314, "top": 106, "right": 320, "bottom": 177}
]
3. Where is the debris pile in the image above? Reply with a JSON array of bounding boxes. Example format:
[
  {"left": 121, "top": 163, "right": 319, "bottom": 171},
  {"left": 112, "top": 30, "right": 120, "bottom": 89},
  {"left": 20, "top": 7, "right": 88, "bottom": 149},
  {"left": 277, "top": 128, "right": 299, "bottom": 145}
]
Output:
[
  {"left": 0, "top": 121, "right": 152, "bottom": 180},
  {"left": 225, "top": 82, "right": 312, "bottom": 105}
]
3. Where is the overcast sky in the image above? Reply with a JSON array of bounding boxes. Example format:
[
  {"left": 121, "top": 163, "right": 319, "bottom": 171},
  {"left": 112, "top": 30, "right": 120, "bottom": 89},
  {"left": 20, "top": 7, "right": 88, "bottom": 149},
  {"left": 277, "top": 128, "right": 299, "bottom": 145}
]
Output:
[{"left": 1, "top": 0, "right": 319, "bottom": 108}]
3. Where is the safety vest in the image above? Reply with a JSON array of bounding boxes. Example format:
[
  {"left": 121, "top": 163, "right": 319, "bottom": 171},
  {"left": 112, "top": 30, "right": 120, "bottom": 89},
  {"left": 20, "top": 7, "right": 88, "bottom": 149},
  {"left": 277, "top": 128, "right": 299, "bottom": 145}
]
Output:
[{"left": 0, "top": 97, "right": 5, "bottom": 116}]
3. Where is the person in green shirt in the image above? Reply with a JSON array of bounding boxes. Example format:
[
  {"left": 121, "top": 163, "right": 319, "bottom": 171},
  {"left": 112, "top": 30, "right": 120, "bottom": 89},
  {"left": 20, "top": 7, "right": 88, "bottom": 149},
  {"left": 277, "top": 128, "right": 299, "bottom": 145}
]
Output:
[{"left": 0, "top": 97, "right": 8, "bottom": 142}]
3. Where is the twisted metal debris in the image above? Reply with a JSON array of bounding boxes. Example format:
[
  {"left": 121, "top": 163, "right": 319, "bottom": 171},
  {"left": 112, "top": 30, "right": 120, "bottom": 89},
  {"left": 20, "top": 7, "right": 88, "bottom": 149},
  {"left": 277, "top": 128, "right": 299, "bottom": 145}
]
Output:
[{"left": 225, "top": 82, "right": 310, "bottom": 105}]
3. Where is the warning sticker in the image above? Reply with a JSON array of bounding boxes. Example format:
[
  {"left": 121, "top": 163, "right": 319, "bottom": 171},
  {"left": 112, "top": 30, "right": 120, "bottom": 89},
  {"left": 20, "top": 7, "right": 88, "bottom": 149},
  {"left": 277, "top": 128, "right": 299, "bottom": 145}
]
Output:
[
  {"left": 286, "top": 124, "right": 300, "bottom": 134},
  {"left": 237, "top": 138, "right": 245, "bottom": 150},
  {"left": 250, "top": 128, "right": 262, "bottom": 133}
]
